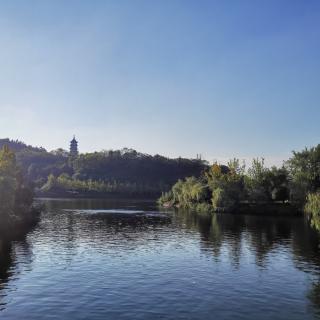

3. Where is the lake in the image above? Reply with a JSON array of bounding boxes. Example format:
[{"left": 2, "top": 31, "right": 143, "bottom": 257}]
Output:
[{"left": 1, "top": 198, "right": 320, "bottom": 319}]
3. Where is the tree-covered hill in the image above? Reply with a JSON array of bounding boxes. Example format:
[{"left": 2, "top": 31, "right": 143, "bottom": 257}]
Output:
[
  {"left": 0, "top": 138, "right": 44, "bottom": 153},
  {"left": 0, "top": 139, "right": 207, "bottom": 197},
  {"left": 0, "top": 139, "right": 70, "bottom": 186}
]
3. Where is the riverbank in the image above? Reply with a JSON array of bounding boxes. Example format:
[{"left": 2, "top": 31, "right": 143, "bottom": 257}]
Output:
[
  {"left": 36, "top": 190, "right": 160, "bottom": 200},
  {"left": 237, "top": 202, "right": 301, "bottom": 215}
]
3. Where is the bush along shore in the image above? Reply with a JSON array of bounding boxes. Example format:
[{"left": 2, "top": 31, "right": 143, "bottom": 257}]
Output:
[
  {"left": 0, "top": 146, "right": 41, "bottom": 240},
  {"left": 158, "top": 144, "right": 320, "bottom": 218}
]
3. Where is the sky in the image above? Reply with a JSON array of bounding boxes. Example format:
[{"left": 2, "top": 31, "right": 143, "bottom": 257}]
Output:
[{"left": 0, "top": 0, "right": 319, "bottom": 166}]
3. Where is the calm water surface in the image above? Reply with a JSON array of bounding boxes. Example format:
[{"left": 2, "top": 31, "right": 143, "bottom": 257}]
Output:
[{"left": 1, "top": 198, "right": 320, "bottom": 319}]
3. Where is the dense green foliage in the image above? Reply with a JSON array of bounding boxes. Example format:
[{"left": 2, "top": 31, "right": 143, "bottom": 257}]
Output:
[
  {"left": 41, "top": 173, "right": 162, "bottom": 195},
  {"left": 0, "top": 145, "right": 37, "bottom": 234},
  {"left": 159, "top": 143, "right": 320, "bottom": 217},
  {"left": 286, "top": 145, "right": 320, "bottom": 203},
  {"left": 0, "top": 139, "right": 207, "bottom": 197},
  {"left": 159, "top": 158, "right": 290, "bottom": 212}
]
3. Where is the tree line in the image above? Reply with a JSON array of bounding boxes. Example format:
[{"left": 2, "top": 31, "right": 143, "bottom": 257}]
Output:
[{"left": 0, "top": 139, "right": 207, "bottom": 197}]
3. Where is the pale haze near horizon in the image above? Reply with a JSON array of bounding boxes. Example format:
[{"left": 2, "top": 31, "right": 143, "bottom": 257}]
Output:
[{"left": 0, "top": 1, "right": 319, "bottom": 167}]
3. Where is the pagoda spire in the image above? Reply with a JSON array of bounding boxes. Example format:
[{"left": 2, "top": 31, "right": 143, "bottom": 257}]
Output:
[{"left": 69, "top": 135, "right": 79, "bottom": 158}]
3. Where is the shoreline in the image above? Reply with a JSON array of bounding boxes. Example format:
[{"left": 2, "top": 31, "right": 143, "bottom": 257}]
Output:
[
  {"left": 161, "top": 202, "right": 302, "bottom": 216},
  {"left": 35, "top": 191, "right": 160, "bottom": 200}
]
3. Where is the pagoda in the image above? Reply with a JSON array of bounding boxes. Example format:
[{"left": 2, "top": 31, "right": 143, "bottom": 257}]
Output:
[{"left": 69, "top": 136, "right": 79, "bottom": 158}]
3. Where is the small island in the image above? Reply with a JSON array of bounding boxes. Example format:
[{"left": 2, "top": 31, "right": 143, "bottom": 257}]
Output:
[{"left": 158, "top": 144, "right": 320, "bottom": 226}]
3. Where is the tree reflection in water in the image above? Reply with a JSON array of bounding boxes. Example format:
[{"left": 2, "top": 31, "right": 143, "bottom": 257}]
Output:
[
  {"left": 174, "top": 208, "right": 320, "bottom": 312},
  {"left": 0, "top": 237, "right": 33, "bottom": 311}
]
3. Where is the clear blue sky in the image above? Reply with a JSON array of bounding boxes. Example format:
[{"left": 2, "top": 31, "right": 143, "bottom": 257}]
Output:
[{"left": 0, "top": 0, "right": 319, "bottom": 165}]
